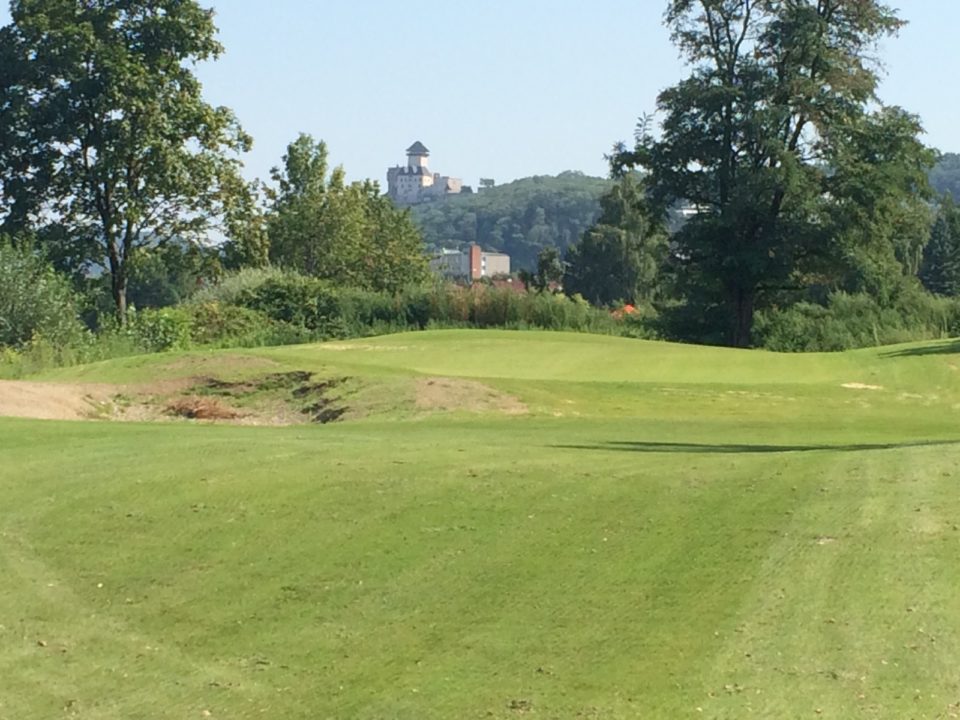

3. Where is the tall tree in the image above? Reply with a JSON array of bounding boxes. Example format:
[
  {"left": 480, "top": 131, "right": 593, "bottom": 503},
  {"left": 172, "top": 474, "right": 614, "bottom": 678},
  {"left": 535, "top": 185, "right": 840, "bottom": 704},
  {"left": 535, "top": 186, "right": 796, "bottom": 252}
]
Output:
[
  {"left": 824, "top": 107, "right": 935, "bottom": 304},
  {"left": 221, "top": 176, "right": 270, "bottom": 270},
  {"left": 534, "top": 246, "right": 565, "bottom": 292},
  {"left": 564, "top": 175, "right": 666, "bottom": 306},
  {"left": 613, "top": 0, "right": 933, "bottom": 346},
  {"left": 0, "top": 0, "right": 251, "bottom": 319},
  {"left": 267, "top": 135, "right": 428, "bottom": 292},
  {"left": 919, "top": 197, "right": 960, "bottom": 297}
]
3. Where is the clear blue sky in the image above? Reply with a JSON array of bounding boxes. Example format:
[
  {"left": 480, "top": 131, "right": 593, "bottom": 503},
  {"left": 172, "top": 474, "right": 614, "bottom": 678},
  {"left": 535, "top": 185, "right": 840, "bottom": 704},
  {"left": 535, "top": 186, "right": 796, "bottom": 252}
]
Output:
[{"left": 2, "top": 1, "right": 957, "bottom": 187}]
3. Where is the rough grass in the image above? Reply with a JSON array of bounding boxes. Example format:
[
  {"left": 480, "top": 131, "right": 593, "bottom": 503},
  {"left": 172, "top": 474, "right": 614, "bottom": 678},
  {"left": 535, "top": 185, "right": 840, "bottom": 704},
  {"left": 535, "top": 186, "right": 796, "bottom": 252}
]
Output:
[{"left": 1, "top": 330, "right": 960, "bottom": 719}]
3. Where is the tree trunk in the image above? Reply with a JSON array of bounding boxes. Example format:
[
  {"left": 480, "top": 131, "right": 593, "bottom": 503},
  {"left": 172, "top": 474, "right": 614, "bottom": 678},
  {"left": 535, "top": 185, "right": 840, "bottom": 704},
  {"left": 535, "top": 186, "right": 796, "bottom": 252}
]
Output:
[
  {"left": 111, "top": 266, "right": 128, "bottom": 324},
  {"left": 731, "top": 288, "right": 755, "bottom": 348},
  {"left": 107, "top": 241, "right": 128, "bottom": 324}
]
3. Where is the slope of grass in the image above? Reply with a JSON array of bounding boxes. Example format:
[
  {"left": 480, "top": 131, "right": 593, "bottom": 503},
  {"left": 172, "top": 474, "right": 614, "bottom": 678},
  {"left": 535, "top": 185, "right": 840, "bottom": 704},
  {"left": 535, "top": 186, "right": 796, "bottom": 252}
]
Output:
[
  {"left": 34, "top": 330, "right": 960, "bottom": 388},
  {"left": 2, "top": 330, "right": 960, "bottom": 718}
]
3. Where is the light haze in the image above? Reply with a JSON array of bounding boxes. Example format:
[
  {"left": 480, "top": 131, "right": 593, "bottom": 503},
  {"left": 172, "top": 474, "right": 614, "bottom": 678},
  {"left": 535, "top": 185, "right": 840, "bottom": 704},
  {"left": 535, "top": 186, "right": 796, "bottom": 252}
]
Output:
[{"left": 1, "top": 2, "right": 956, "bottom": 187}]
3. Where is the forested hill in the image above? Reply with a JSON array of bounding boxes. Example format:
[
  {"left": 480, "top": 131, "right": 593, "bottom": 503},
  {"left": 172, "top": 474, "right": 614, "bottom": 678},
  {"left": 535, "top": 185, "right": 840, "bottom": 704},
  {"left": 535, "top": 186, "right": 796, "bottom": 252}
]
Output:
[
  {"left": 931, "top": 153, "right": 960, "bottom": 200},
  {"left": 410, "top": 154, "right": 960, "bottom": 272},
  {"left": 410, "top": 172, "right": 612, "bottom": 270}
]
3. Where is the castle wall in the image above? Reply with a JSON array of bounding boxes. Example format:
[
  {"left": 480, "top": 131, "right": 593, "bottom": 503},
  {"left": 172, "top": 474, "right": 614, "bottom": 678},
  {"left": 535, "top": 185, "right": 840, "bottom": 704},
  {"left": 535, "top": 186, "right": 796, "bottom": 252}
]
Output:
[{"left": 387, "top": 144, "right": 463, "bottom": 205}]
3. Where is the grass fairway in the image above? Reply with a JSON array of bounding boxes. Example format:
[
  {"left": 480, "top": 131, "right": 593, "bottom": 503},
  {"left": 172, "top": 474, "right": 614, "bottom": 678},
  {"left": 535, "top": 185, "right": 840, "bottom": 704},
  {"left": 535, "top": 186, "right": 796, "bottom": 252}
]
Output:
[{"left": 2, "top": 330, "right": 960, "bottom": 719}]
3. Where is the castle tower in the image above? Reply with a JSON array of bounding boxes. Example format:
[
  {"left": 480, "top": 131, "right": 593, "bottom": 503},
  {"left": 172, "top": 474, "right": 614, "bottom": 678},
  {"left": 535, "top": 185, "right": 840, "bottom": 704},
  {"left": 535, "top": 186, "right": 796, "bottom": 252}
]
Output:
[
  {"left": 406, "top": 141, "right": 430, "bottom": 170},
  {"left": 388, "top": 141, "right": 461, "bottom": 205}
]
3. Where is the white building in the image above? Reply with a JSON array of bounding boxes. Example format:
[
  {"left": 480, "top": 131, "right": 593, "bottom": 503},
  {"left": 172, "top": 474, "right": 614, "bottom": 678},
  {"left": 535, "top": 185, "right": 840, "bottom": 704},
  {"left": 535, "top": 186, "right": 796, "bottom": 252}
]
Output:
[{"left": 430, "top": 244, "right": 510, "bottom": 281}]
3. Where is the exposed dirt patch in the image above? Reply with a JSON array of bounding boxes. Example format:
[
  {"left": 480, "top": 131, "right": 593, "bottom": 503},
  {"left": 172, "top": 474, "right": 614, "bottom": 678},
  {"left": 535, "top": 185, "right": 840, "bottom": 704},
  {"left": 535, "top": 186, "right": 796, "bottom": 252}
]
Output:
[
  {"left": 415, "top": 377, "right": 527, "bottom": 415},
  {"left": 0, "top": 371, "right": 352, "bottom": 425},
  {"left": 186, "top": 372, "right": 350, "bottom": 424},
  {"left": 194, "top": 371, "right": 314, "bottom": 397},
  {"left": 0, "top": 380, "right": 116, "bottom": 420},
  {"left": 166, "top": 396, "right": 243, "bottom": 420},
  {"left": 841, "top": 383, "right": 884, "bottom": 391},
  {"left": 291, "top": 376, "right": 349, "bottom": 423}
]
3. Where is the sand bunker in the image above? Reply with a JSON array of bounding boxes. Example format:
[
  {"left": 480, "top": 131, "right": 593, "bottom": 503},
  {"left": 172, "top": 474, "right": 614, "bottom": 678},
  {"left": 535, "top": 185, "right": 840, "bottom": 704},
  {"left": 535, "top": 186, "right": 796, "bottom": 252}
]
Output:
[{"left": 0, "top": 381, "right": 115, "bottom": 421}]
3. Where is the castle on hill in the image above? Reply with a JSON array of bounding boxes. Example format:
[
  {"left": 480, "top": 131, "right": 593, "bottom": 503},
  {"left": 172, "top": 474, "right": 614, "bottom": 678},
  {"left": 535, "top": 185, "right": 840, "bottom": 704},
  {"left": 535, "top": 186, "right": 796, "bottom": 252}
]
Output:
[{"left": 386, "top": 141, "right": 464, "bottom": 205}]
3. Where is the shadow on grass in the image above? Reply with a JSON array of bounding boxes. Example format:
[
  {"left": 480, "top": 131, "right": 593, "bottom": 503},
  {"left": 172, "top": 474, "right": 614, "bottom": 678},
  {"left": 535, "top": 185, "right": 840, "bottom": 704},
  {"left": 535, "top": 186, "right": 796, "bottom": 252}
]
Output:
[
  {"left": 554, "top": 440, "right": 960, "bottom": 455},
  {"left": 881, "top": 339, "right": 960, "bottom": 358}
]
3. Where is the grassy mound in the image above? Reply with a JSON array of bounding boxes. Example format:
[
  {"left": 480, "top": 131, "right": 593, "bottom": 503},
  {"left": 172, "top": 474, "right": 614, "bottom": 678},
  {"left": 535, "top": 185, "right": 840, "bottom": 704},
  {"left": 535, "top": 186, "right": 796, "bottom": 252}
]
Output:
[{"left": 1, "top": 330, "right": 959, "bottom": 718}]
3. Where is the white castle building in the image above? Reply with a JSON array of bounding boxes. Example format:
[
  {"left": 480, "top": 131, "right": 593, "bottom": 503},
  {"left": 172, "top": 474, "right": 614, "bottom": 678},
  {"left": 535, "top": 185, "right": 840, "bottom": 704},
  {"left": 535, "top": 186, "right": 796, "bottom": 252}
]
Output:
[{"left": 386, "top": 141, "right": 463, "bottom": 205}]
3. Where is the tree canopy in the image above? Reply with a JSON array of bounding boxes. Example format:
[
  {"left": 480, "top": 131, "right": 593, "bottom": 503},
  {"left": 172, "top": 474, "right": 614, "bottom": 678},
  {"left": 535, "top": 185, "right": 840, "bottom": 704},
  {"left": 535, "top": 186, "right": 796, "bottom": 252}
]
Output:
[
  {"left": 611, "top": 0, "right": 934, "bottom": 346},
  {"left": 0, "top": 0, "right": 250, "bottom": 319},
  {"left": 565, "top": 175, "right": 667, "bottom": 306},
  {"left": 265, "top": 134, "right": 428, "bottom": 293},
  {"left": 920, "top": 197, "right": 960, "bottom": 297}
]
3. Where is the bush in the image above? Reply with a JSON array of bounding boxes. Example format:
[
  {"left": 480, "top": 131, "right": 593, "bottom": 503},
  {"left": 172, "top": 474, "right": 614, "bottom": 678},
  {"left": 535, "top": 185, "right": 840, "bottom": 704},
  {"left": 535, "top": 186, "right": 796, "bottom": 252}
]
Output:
[
  {"left": 128, "top": 307, "right": 194, "bottom": 352},
  {"left": 337, "top": 287, "right": 415, "bottom": 337},
  {"left": 190, "top": 267, "right": 287, "bottom": 306},
  {"left": 0, "top": 242, "right": 89, "bottom": 349},
  {"left": 754, "top": 288, "right": 960, "bottom": 352},
  {"left": 235, "top": 275, "right": 345, "bottom": 337},
  {"left": 185, "top": 302, "right": 280, "bottom": 347}
]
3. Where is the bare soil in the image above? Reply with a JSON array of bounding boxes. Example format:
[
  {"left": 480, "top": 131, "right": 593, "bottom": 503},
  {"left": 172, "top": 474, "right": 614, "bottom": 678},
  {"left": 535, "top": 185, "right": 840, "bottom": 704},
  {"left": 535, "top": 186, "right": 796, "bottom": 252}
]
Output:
[
  {"left": 0, "top": 373, "right": 528, "bottom": 424},
  {"left": 166, "top": 396, "right": 244, "bottom": 420},
  {"left": 414, "top": 377, "right": 527, "bottom": 415},
  {"left": 0, "top": 380, "right": 116, "bottom": 421},
  {"left": 0, "top": 370, "right": 349, "bottom": 425}
]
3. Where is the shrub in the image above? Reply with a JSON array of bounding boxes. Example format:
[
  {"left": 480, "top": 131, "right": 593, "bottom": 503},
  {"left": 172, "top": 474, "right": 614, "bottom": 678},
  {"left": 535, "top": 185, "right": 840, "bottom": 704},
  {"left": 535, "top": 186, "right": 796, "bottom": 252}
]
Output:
[
  {"left": 185, "top": 302, "right": 279, "bottom": 347},
  {"left": 128, "top": 307, "right": 194, "bottom": 352},
  {"left": 337, "top": 287, "right": 411, "bottom": 337},
  {"left": 190, "top": 267, "right": 287, "bottom": 306},
  {"left": 235, "top": 274, "right": 345, "bottom": 337},
  {"left": 0, "top": 242, "right": 88, "bottom": 349},
  {"left": 754, "top": 288, "right": 960, "bottom": 352}
]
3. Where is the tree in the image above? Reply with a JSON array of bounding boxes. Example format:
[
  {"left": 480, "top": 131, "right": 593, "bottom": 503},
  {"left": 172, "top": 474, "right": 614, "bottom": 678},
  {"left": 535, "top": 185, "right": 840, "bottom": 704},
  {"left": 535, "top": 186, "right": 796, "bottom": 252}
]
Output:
[
  {"left": 221, "top": 177, "right": 270, "bottom": 270},
  {"left": 824, "top": 108, "right": 936, "bottom": 304},
  {"left": 613, "top": 0, "right": 934, "bottom": 346},
  {"left": 267, "top": 134, "right": 428, "bottom": 292},
  {"left": 360, "top": 183, "right": 430, "bottom": 292},
  {"left": 532, "top": 246, "right": 565, "bottom": 292},
  {"left": 521, "top": 245, "right": 565, "bottom": 293},
  {"left": 124, "top": 241, "right": 222, "bottom": 310},
  {"left": 920, "top": 197, "right": 960, "bottom": 296},
  {"left": 564, "top": 175, "right": 666, "bottom": 306},
  {"left": 0, "top": 0, "right": 251, "bottom": 320}
]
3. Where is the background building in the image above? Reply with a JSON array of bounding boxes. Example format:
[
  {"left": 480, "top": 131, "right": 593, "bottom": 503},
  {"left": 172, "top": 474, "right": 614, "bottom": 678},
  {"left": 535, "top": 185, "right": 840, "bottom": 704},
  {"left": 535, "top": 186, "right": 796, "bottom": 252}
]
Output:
[
  {"left": 430, "top": 244, "right": 510, "bottom": 282},
  {"left": 387, "top": 142, "right": 463, "bottom": 205}
]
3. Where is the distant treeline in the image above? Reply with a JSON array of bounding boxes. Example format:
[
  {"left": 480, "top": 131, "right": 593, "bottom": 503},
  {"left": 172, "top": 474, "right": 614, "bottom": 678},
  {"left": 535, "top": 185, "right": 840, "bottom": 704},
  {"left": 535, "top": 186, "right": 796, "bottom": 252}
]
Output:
[
  {"left": 410, "top": 172, "right": 612, "bottom": 270},
  {"left": 930, "top": 153, "right": 960, "bottom": 201},
  {"left": 413, "top": 155, "right": 960, "bottom": 267}
]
